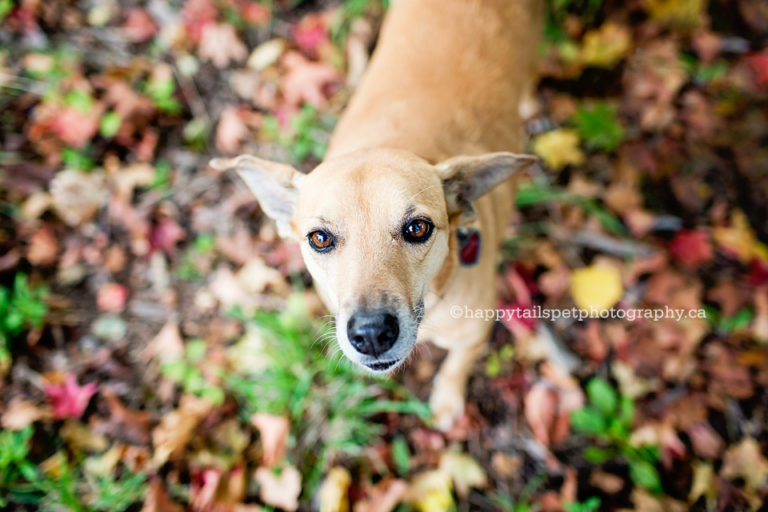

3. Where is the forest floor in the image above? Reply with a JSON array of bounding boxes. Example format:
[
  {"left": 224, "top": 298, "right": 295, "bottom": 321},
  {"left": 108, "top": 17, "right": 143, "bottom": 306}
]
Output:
[{"left": 1, "top": 0, "right": 768, "bottom": 510}]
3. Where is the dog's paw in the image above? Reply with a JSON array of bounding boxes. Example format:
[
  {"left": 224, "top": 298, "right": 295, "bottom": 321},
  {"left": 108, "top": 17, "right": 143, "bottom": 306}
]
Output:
[{"left": 429, "top": 384, "right": 465, "bottom": 432}]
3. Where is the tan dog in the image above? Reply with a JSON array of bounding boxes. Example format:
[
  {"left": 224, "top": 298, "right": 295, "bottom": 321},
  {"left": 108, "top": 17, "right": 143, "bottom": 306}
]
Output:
[{"left": 212, "top": 0, "right": 542, "bottom": 430}]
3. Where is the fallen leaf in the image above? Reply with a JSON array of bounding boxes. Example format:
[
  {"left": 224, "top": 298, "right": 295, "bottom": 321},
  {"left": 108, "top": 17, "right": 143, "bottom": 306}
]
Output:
[
  {"left": 404, "top": 470, "right": 454, "bottom": 512},
  {"left": 255, "top": 464, "right": 301, "bottom": 511},
  {"left": 199, "top": 23, "right": 247, "bottom": 68},
  {"left": 122, "top": 8, "right": 158, "bottom": 42},
  {"left": 532, "top": 129, "right": 585, "bottom": 171},
  {"left": 149, "top": 218, "right": 186, "bottom": 256},
  {"left": 144, "top": 317, "right": 184, "bottom": 364},
  {"left": 281, "top": 51, "right": 341, "bottom": 108},
  {"left": 44, "top": 373, "right": 98, "bottom": 420},
  {"left": 318, "top": 467, "right": 351, "bottom": 512},
  {"left": 97, "top": 283, "right": 128, "bottom": 313},
  {"left": 353, "top": 479, "right": 407, "bottom": 512},
  {"left": 251, "top": 413, "right": 290, "bottom": 468},
  {"left": 1, "top": 398, "right": 49, "bottom": 429},
  {"left": 438, "top": 452, "right": 487, "bottom": 497},
  {"left": 688, "top": 461, "right": 715, "bottom": 503},
  {"left": 247, "top": 39, "right": 286, "bottom": 71},
  {"left": 50, "top": 169, "right": 108, "bottom": 226},
  {"left": 152, "top": 394, "right": 213, "bottom": 465},
  {"left": 60, "top": 420, "right": 108, "bottom": 452},
  {"left": 191, "top": 467, "right": 222, "bottom": 511},
  {"left": 570, "top": 264, "right": 624, "bottom": 311},
  {"left": 669, "top": 229, "right": 713, "bottom": 267},
  {"left": 216, "top": 107, "right": 250, "bottom": 153},
  {"left": 720, "top": 437, "right": 768, "bottom": 491},
  {"left": 644, "top": 0, "right": 707, "bottom": 28},
  {"left": 141, "top": 478, "right": 185, "bottom": 512},
  {"left": 26, "top": 226, "right": 59, "bottom": 266},
  {"left": 580, "top": 22, "right": 632, "bottom": 68}
]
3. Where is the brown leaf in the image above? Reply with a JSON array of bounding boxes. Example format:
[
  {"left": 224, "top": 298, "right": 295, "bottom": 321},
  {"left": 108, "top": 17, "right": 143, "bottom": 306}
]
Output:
[
  {"left": 280, "top": 51, "right": 341, "bottom": 108},
  {"left": 216, "top": 107, "right": 250, "bottom": 154},
  {"left": 1, "top": 398, "right": 49, "bottom": 430},
  {"left": 26, "top": 226, "right": 59, "bottom": 266},
  {"left": 141, "top": 478, "right": 184, "bottom": 512},
  {"left": 152, "top": 394, "right": 213, "bottom": 465},
  {"left": 251, "top": 412, "right": 289, "bottom": 468},
  {"left": 199, "top": 23, "right": 247, "bottom": 68},
  {"left": 255, "top": 464, "right": 301, "bottom": 511}
]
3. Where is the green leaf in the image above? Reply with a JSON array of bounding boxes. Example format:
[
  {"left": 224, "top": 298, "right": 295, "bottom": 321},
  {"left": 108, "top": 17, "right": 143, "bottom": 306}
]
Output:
[
  {"left": 185, "top": 339, "right": 207, "bottom": 362},
  {"left": 391, "top": 435, "right": 411, "bottom": 475},
  {"left": 586, "top": 377, "right": 618, "bottom": 416},
  {"left": 584, "top": 446, "right": 615, "bottom": 463},
  {"left": 628, "top": 458, "right": 662, "bottom": 493},
  {"left": 570, "top": 406, "right": 607, "bottom": 435},
  {"left": 571, "top": 102, "right": 625, "bottom": 152},
  {"left": 99, "top": 111, "right": 122, "bottom": 138},
  {"left": 64, "top": 89, "right": 94, "bottom": 112}
]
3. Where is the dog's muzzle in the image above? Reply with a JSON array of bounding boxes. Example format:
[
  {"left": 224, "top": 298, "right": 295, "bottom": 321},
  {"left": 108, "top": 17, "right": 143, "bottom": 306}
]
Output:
[{"left": 346, "top": 310, "right": 399, "bottom": 368}]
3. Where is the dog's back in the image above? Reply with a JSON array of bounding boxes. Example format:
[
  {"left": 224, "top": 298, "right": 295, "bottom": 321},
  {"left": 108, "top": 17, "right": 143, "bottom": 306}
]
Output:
[{"left": 328, "top": 0, "right": 543, "bottom": 162}]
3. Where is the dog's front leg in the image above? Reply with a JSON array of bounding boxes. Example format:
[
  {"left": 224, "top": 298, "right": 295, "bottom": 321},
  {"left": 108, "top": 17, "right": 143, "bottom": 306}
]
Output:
[{"left": 428, "top": 321, "right": 491, "bottom": 431}]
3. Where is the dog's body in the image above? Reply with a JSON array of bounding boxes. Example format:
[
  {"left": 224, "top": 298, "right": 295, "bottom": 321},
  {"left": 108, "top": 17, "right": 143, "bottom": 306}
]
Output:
[{"left": 213, "top": 0, "right": 542, "bottom": 430}]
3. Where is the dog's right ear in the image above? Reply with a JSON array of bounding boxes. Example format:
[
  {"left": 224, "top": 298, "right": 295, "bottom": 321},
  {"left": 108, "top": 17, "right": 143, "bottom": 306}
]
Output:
[{"left": 209, "top": 155, "right": 304, "bottom": 239}]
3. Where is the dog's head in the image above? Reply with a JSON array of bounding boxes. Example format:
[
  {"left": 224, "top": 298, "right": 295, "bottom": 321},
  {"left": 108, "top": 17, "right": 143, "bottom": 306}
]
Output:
[{"left": 211, "top": 148, "right": 534, "bottom": 372}]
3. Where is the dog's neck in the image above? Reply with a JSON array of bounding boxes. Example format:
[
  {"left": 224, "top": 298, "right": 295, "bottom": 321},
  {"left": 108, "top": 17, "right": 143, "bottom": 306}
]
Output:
[{"left": 326, "top": 0, "right": 538, "bottom": 163}]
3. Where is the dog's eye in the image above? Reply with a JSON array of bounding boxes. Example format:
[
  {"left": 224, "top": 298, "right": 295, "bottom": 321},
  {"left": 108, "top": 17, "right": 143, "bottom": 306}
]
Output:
[
  {"left": 402, "top": 219, "right": 434, "bottom": 243},
  {"left": 308, "top": 230, "right": 335, "bottom": 252}
]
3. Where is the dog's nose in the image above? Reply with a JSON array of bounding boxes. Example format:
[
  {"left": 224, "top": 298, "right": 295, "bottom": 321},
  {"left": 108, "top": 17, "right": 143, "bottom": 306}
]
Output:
[{"left": 347, "top": 311, "right": 399, "bottom": 356}]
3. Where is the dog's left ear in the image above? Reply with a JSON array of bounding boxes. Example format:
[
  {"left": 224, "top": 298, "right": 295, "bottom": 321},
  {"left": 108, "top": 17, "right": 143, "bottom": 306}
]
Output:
[
  {"left": 210, "top": 155, "right": 304, "bottom": 239},
  {"left": 437, "top": 152, "right": 537, "bottom": 219}
]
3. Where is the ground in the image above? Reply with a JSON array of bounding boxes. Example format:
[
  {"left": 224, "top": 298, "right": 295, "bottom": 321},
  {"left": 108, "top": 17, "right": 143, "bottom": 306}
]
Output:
[{"left": 1, "top": 0, "right": 768, "bottom": 510}]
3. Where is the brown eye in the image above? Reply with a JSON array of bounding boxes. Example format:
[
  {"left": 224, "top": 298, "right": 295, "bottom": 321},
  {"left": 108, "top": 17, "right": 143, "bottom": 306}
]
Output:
[
  {"left": 403, "top": 219, "right": 434, "bottom": 243},
  {"left": 308, "top": 230, "right": 335, "bottom": 253}
]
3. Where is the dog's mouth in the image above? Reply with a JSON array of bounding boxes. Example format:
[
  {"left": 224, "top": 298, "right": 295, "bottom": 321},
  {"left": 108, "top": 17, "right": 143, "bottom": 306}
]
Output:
[{"left": 364, "top": 360, "right": 399, "bottom": 371}]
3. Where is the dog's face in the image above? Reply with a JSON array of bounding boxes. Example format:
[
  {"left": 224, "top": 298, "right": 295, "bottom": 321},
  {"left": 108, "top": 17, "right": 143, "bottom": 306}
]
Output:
[{"left": 211, "top": 148, "right": 534, "bottom": 373}]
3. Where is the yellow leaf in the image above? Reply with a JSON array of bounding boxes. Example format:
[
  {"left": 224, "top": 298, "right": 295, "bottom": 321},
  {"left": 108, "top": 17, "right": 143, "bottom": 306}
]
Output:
[
  {"left": 570, "top": 265, "right": 624, "bottom": 311},
  {"left": 713, "top": 210, "right": 768, "bottom": 264},
  {"left": 404, "top": 470, "right": 454, "bottom": 512},
  {"left": 689, "top": 462, "right": 714, "bottom": 503},
  {"left": 532, "top": 129, "right": 585, "bottom": 171},
  {"left": 438, "top": 452, "right": 487, "bottom": 498},
  {"left": 580, "top": 22, "right": 632, "bottom": 68},
  {"left": 318, "top": 467, "right": 352, "bottom": 512},
  {"left": 644, "top": 0, "right": 707, "bottom": 28}
]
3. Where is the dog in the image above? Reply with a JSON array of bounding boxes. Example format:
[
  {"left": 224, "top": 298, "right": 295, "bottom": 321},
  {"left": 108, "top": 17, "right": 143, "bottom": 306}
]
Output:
[{"left": 211, "top": 0, "right": 542, "bottom": 430}]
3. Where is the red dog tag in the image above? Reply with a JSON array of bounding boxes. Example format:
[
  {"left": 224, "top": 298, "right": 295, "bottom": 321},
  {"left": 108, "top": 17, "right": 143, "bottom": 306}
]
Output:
[{"left": 458, "top": 229, "right": 481, "bottom": 266}]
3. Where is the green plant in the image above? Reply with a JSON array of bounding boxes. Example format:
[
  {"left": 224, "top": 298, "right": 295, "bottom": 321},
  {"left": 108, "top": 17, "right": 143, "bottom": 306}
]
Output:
[
  {"left": 224, "top": 296, "right": 430, "bottom": 495},
  {"left": 176, "top": 233, "right": 216, "bottom": 281},
  {"left": 0, "top": 273, "right": 48, "bottom": 375},
  {"left": 0, "top": 427, "right": 39, "bottom": 506},
  {"left": 162, "top": 338, "right": 225, "bottom": 404},
  {"left": 570, "top": 377, "right": 662, "bottom": 494},
  {"left": 263, "top": 105, "right": 335, "bottom": 162},
  {"left": 515, "top": 182, "right": 627, "bottom": 235},
  {"left": 0, "top": 426, "right": 146, "bottom": 511},
  {"left": 571, "top": 102, "right": 625, "bottom": 152},
  {"left": 331, "top": 0, "right": 388, "bottom": 44},
  {"left": 565, "top": 497, "right": 601, "bottom": 512},
  {"left": 144, "top": 76, "right": 182, "bottom": 114},
  {"left": 61, "top": 146, "right": 95, "bottom": 171}
]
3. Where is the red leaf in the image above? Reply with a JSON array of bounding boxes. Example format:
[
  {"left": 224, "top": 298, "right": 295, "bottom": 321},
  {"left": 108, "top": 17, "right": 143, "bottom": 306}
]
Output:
[
  {"left": 293, "top": 14, "right": 328, "bottom": 56},
  {"left": 669, "top": 229, "right": 713, "bottom": 266},
  {"left": 44, "top": 374, "right": 97, "bottom": 420},
  {"left": 149, "top": 218, "right": 186, "bottom": 256},
  {"left": 747, "top": 51, "right": 768, "bottom": 91},
  {"left": 182, "top": 0, "right": 218, "bottom": 43},
  {"left": 97, "top": 283, "right": 129, "bottom": 313},
  {"left": 122, "top": 9, "right": 158, "bottom": 43}
]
